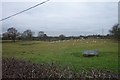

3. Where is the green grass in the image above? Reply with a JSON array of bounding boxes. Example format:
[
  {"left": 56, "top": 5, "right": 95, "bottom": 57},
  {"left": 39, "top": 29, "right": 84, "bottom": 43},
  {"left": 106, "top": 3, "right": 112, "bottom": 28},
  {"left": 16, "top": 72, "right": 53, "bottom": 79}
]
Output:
[{"left": 2, "top": 39, "right": 119, "bottom": 73}]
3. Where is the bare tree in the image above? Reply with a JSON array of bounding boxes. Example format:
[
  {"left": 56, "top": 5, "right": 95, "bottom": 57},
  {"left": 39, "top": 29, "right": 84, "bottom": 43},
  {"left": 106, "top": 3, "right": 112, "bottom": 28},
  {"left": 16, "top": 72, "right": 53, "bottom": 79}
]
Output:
[
  {"left": 38, "top": 31, "right": 44, "bottom": 38},
  {"left": 22, "top": 29, "right": 33, "bottom": 40},
  {"left": 109, "top": 24, "right": 120, "bottom": 41},
  {"left": 59, "top": 34, "right": 65, "bottom": 40},
  {"left": 7, "top": 27, "right": 18, "bottom": 42},
  {"left": 38, "top": 31, "right": 47, "bottom": 40},
  {"left": 2, "top": 32, "right": 9, "bottom": 40}
]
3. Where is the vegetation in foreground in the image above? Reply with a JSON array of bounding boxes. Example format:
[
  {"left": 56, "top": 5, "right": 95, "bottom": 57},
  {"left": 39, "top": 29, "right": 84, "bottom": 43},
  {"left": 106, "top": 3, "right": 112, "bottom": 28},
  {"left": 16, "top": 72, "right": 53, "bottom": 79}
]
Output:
[
  {"left": 2, "top": 39, "right": 118, "bottom": 74},
  {"left": 2, "top": 57, "right": 118, "bottom": 79}
]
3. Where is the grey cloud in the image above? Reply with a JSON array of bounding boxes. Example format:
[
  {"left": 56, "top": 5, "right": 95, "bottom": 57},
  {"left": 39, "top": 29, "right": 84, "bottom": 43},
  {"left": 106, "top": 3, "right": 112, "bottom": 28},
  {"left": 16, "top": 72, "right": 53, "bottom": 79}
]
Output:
[{"left": 2, "top": 2, "right": 118, "bottom": 36}]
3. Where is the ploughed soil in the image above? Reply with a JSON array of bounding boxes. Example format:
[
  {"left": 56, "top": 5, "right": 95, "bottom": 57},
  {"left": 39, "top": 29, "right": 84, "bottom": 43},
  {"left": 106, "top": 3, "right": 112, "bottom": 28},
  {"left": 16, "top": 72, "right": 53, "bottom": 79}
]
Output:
[{"left": 2, "top": 57, "right": 119, "bottom": 79}]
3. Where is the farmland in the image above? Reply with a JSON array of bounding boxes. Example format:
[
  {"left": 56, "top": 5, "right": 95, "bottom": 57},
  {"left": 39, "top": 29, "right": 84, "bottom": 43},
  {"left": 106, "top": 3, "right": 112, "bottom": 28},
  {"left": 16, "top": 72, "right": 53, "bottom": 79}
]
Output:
[{"left": 2, "top": 39, "right": 118, "bottom": 74}]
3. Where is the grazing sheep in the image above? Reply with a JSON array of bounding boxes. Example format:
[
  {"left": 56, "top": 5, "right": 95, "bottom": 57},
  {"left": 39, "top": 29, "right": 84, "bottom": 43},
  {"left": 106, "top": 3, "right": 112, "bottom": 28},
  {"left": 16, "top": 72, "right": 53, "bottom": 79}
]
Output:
[{"left": 86, "top": 42, "right": 88, "bottom": 43}]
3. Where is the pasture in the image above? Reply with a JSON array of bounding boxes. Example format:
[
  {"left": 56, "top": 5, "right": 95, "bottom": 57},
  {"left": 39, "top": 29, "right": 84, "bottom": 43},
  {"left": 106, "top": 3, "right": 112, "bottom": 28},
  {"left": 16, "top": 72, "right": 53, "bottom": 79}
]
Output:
[{"left": 2, "top": 39, "right": 118, "bottom": 74}]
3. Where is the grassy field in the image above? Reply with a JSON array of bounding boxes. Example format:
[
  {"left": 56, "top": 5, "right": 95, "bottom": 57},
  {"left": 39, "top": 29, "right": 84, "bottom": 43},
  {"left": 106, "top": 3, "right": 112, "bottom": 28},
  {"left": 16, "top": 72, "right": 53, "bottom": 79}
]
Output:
[{"left": 2, "top": 39, "right": 118, "bottom": 74}]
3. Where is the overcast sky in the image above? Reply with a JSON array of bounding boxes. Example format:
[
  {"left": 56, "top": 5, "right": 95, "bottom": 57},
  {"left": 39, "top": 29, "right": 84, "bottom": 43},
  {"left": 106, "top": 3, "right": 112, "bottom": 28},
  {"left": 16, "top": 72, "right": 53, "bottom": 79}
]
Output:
[{"left": 1, "top": 1, "right": 118, "bottom": 36}]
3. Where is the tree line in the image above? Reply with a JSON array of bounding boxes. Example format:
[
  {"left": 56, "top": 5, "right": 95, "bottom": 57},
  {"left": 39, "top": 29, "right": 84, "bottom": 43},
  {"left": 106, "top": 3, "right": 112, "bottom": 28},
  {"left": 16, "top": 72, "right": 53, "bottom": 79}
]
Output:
[{"left": 1, "top": 24, "right": 120, "bottom": 42}]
